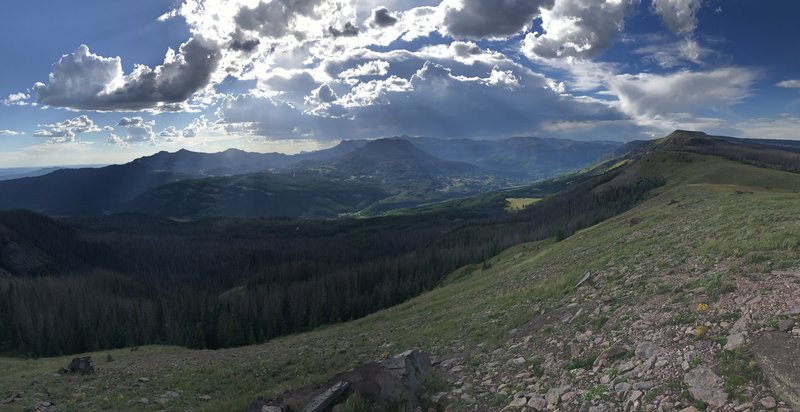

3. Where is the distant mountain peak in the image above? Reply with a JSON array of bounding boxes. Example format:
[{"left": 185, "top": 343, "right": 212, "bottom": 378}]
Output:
[
  {"left": 661, "top": 130, "right": 710, "bottom": 142},
  {"left": 355, "top": 138, "right": 435, "bottom": 160}
]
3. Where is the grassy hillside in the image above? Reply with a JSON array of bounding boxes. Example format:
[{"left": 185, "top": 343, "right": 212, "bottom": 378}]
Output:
[{"left": 3, "top": 146, "right": 800, "bottom": 410}]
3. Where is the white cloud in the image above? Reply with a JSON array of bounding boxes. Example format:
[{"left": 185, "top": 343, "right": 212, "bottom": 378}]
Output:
[
  {"left": 0, "top": 130, "right": 22, "bottom": 136},
  {"left": 634, "top": 38, "right": 711, "bottom": 68},
  {"left": 3, "top": 92, "right": 31, "bottom": 106},
  {"left": 522, "top": 0, "right": 639, "bottom": 60},
  {"left": 33, "top": 115, "right": 109, "bottom": 143},
  {"left": 159, "top": 126, "right": 182, "bottom": 138},
  {"left": 534, "top": 56, "right": 618, "bottom": 92},
  {"left": 34, "top": 37, "right": 221, "bottom": 111},
  {"left": 777, "top": 80, "right": 800, "bottom": 89},
  {"left": 338, "top": 60, "right": 390, "bottom": 78},
  {"left": 183, "top": 116, "right": 212, "bottom": 137},
  {"left": 112, "top": 117, "right": 156, "bottom": 145},
  {"left": 607, "top": 67, "right": 757, "bottom": 119},
  {"left": 651, "top": 0, "right": 702, "bottom": 36},
  {"left": 731, "top": 115, "right": 800, "bottom": 140}
]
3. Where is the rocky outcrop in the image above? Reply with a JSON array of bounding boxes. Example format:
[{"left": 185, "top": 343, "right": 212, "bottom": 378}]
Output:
[
  {"left": 752, "top": 331, "right": 800, "bottom": 410},
  {"left": 246, "top": 349, "right": 435, "bottom": 412}
]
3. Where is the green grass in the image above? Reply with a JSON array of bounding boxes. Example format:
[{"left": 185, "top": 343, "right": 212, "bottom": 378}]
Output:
[
  {"left": 565, "top": 353, "right": 598, "bottom": 371},
  {"left": 717, "top": 348, "right": 763, "bottom": 401},
  {"left": 344, "top": 392, "right": 372, "bottom": 412},
  {"left": 4, "top": 153, "right": 800, "bottom": 410}
]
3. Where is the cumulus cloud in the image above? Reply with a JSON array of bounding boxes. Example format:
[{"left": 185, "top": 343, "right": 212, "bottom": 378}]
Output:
[
  {"left": 443, "top": 0, "right": 554, "bottom": 39},
  {"left": 33, "top": 37, "right": 221, "bottom": 111},
  {"left": 777, "top": 80, "right": 800, "bottom": 89},
  {"left": 159, "top": 126, "right": 182, "bottom": 138},
  {"left": 607, "top": 67, "right": 757, "bottom": 119},
  {"left": 33, "top": 115, "right": 109, "bottom": 143},
  {"left": 221, "top": 60, "right": 626, "bottom": 140},
  {"left": 310, "top": 84, "right": 339, "bottom": 104},
  {"left": 329, "top": 22, "right": 360, "bottom": 37},
  {"left": 651, "top": 0, "right": 702, "bottom": 36},
  {"left": 112, "top": 117, "right": 156, "bottom": 145},
  {"left": 3, "top": 92, "right": 31, "bottom": 106},
  {"left": 338, "top": 60, "right": 390, "bottom": 78},
  {"left": 523, "top": 0, "right": 639, "bottom": 60},
  {"left": 158, "top": 118, "right": 210, "bottom": 140},
  {"left": 367, "top": 7, "right": 398, "bottom": 28},
  {"left": 0, "top": 130, "right": 22, "bottom": 136},
  {"left": 183, "top": 116, "right": 212, "bottom": 137},
  {"left": 234, "top": 0, "right": 322, "bottom": 39}
]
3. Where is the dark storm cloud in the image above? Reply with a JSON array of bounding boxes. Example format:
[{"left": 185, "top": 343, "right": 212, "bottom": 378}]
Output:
[
  {"left": 234, "top": 0, "right": 321, "bottom": 39},
  {"left": 443, "top": 0, "right": 555, "bottom": 39},
  {"left": 230, "top": 29, "right": 261, "bottom": 52},
  {"left": 34, "top": 37, "right": 221, "bottom": 111},
  {"left": 367, "top": 7, "right": 398, "bottom": 28}
]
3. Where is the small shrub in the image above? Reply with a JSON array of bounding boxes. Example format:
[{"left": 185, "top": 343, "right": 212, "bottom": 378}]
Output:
[
  {"left": 583, "top": 384, "right": 609, "bottom": 401},
  {"left": 565, "top": 353, "right": 597, "bottom": 371},
  {"left": 666, "top": 310, "right": 696, "bottom": 326},
  {"left": 527, "top": 357, "right": 544, "bottom": 377},
  {"left": 712, "top": 335, "right": 727, "bottom": 346},
  {"left": 717, "top": 348, "right": 763, "bottom": 401},
  {"left": 422, "top": 370, "right": 449, "bottom": 398},
  {"left": 719, "top": 310, "right": 741, "bottom": 322},
  {"left": 488, "top": 394, "right": 508, "bottom": 407}
]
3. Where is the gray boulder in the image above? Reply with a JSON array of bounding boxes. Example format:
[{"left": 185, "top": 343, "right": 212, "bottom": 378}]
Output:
[
  {"left": 61, "top": 356, "right": 95, "bottom": 375},
  {"left": 683, "top": 365, "right": 727, "bottom": 407},
  {"left": 752, "top": 331, "right": 800, "bottom": 410}
]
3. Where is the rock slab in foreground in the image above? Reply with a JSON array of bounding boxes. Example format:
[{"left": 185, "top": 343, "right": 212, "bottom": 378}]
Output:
[
  {"left": 246, "top": 349, "right": 434, "bottom": 412},
  {"left": 752, "top": 331, "right": 800, "bottom": 410},
  {"left": 302, "top": 381, "right": 349, "bottom": 412}
]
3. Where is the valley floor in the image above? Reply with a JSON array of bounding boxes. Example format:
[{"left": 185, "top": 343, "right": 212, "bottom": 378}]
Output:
[{"left": 4, "top": 161, "right": 800, "bottom": 411}]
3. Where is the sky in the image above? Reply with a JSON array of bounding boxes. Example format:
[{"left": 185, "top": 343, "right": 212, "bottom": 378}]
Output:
[{"left": 1, "top": 0, "right": 799, "bottom": 167}]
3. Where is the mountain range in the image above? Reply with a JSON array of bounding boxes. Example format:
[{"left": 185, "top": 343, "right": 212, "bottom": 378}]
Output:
[{"left": 0, "top": 136, "right": 622, "bottom": 218}]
